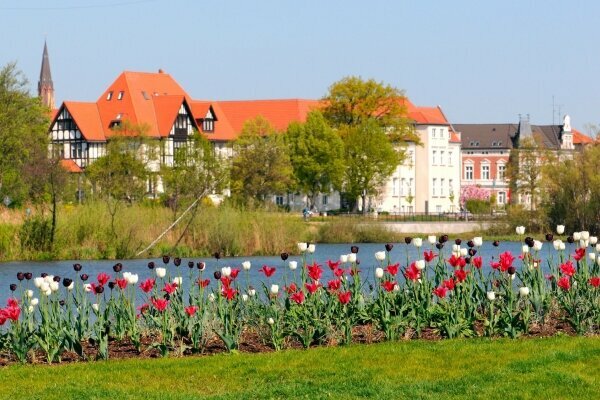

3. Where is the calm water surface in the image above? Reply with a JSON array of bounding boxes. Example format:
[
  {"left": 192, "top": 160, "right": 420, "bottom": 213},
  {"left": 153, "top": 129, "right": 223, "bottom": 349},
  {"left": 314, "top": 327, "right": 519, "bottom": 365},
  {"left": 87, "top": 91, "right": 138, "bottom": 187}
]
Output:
[{"left": 0, "top": 241, "right": 575, "bottom": 305}]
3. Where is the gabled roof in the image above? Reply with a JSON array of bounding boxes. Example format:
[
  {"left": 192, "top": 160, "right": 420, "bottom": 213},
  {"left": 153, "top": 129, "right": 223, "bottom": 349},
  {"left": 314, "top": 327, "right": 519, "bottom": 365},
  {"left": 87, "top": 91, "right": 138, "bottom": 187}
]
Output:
[
  {"left": 572, "top": 128, "right": 594, "bottom": 144},
  {"left": 453, "top": 124, "right": 517, "bottom": 150},
  {"left": 62, "top": 101, "right": 105, "bottom": 141},
  {"left": 60, "top": 159, "right": 82, "bottom": 173}
]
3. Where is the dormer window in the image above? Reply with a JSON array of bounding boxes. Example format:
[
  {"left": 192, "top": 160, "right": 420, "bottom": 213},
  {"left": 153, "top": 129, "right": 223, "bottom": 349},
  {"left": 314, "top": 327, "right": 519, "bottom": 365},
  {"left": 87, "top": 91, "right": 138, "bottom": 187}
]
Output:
[
  {"left": 142, "top": 91, "right": 149, "bottom": 100},
  {"left": 118, "top": 91, "right": 124, "bottom": 100},
  {"left": 109, "top": 120, "right": 122, "bottom": 129},
  {"left": 203, "top": 118, "right": 214, "bottom": 132},
  {"left": 106, "top": 91, "right": 113, "bottom": 101}
]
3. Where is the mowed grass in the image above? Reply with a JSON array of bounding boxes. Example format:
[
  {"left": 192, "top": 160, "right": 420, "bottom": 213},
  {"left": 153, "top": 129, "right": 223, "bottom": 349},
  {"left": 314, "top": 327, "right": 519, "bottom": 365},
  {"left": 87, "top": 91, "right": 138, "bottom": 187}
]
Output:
[{"left": 1, "top": 337, "right": 599, "bottom": 400}]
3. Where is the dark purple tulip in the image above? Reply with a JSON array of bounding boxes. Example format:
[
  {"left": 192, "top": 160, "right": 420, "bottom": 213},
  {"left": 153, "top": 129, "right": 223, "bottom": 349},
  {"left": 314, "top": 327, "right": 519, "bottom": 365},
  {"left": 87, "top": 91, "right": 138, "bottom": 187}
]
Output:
[
  {"left": 9, "top": 284, "right": 17, "bottom": 291},
  {"left": 59, "top": 300, "right": 66, "bottom": 307},
  {"left": 465, "top": 257, "right": 472, "bottom": 264},
  {"left": 455, "top": 238, "right": 462, "bottom": 245},
  {"left": 41, "top": 272, "right": 48, "bottom": 278},
  {"left": 113, "top": 263, "right": 122, "bottom": 273},
  {"left": 162, "top": 255, "right": 170, "bottom": 264},
  {"left": 53, "top": 276, "right": 61, "bottom": 282},
  {"left": 508, "top": 266, "right": 516, "bottom": 275},
  {"left": 108, "top": 282, "right": 115, "bottom": 290},
  {"left": 440, "top": 235, "right": 449, "bottom": 243},
  {"left": 94, "top": 285, "right": 104, "bottom": 294},
  {"left": 16, "top": 272, "right": 24, "bottom": 281},
  {"left": 468, "top": 249, "right": 477, "bottom": 256},
  {"left": 214, "top": 271, "right": 222, "bottom": 280},
  {"left": 567, "top": 236, "right": 574, "bottom": 244},
  {"left": 80, "top": 274, "right": 89, "bottom": 281},
  {"left": 197, "top": 262, "right": 206, "bottom": 271},
  {"left": 73, "top": 263, "right": 82, "bottom": 272},
  {"left": 404, "top": 237, "right": 413, "bottom": 244},
  {"left": 350, "top": 246, "right": 359, "bottom": 254},
  {"left": 385, "top": 243, "right": 394, "bottom": 252},
  {"left": 63, "top": 278, "right": 73, "bottom": 287},
  {"left": 148, "top": 261, "right": 155, "bottom": 269},
  {"left": 214, "top": 252, "right": 221, "bottom": 260},
  {"left": 25, "top": 272, "right": 32, "bottom": 280},
  {"left": 188, "top": 261, "right": 195, "bottom": 269},
  {"left": 280, "top": 252, "right": 289, "bottom": 261},
  {"left": 546, "top": 233, "right": 554, "bottom": 242},
  {"left": 467, "top": 240, "right": 475, "bottom": 248},
  {"left": 355, "top": 259, "right": 361, "bottom": 265},
  {"left": 174, "top": 257, "right": 181, "bottom": 267},
  {"left": 436, "top": 243, "right": 444, "bottom": 250},
  {"left": 493, "top": 240, "right": 500, "bottom": 247}
]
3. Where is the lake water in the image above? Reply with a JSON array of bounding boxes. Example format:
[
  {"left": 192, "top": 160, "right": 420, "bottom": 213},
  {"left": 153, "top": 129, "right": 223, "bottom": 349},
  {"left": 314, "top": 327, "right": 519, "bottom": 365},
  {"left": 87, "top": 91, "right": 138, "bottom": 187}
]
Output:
[{"left": 0, "top": 241, "right": 575, "bottom": 305}]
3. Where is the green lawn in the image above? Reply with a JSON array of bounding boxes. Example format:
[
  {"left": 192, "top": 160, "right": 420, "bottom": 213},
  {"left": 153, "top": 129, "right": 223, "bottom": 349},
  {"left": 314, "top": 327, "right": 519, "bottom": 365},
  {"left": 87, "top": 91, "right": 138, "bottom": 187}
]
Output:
[{"left": 1, "top": 337, "right": 599, "bottom": 399}]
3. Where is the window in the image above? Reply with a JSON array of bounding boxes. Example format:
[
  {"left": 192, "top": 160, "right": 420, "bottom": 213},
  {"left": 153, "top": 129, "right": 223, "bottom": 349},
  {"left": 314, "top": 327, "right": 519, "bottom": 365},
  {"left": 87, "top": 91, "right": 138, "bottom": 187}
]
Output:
[
  {"left": 498, "top": 192, "right": 506, "bottom": 204},
  {"left": 432, "top": 178, "right": 437, "bottom": 196},
  {"left": 432, "top": 128, "right": 436, "bottom": 138},
  {"left": 117, "top": 91, "right": 124, "bottom": 100},
  {"left": 436, "top": 205, "right": 442, "bottom": 213},
  {"left": 498, "top": 164, "right": 506, "bottom": 180},
  {"left": 203, "top": 118, "right": 214, "bottom": 132},
  {"left": 71, "top": 142, "right": 83, "bottom": 159},
  {"left": 322, "top": 195, "right": 328, "bottom": 206},
  {"left": 106, "top": 91, "right": 113, "bottom": 101},
  {"left": 400, "top": 178, "right": 405, "bottom": 196},
  {"left": 392, "top": 178, "right": 398, "bottom": 196},
  {"left": 440, "top": 151, "right": 445, "bottom": 165},
  {"left": 482, "top": 164, "right": 490, "bottom": 180},
  {"left": 448, "top": 151, "right": 452, "bottom": 165},
  {"left": 275, "top": 196, "right": 284, "bottom": 206},
  {"left": 432, "top": 150, "right": 437, "bottom": 165},
  {"left": 449, "top": 179, "right": 454, "bottom": 197},
  {"left": 465, "top": 165, "right": 473, "bottom": 180},
  {"left": 142, "top": 91, "right": 150, "bottom": 100},
  {"left": 440, "top": 178, "right": 445, "bottom": 196}
]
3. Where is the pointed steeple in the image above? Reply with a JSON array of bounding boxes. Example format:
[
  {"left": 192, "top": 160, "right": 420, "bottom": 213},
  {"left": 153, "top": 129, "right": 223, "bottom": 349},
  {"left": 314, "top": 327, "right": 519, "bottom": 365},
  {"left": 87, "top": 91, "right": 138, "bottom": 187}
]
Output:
[{"left": 38, "top": 40, "right": 55, "bottom": 109}]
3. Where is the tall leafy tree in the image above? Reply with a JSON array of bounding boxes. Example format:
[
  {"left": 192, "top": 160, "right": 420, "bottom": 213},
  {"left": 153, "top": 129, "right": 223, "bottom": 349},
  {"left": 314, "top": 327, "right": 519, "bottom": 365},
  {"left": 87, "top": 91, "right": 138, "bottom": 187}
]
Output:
[
  {"left": 342, "top": 120, "right": 400, "bottom": 213},
  {"left": 285, "top": 111, "right": 344, "bottom": 208},
  {"left": 231, "top": 116, "right": 293, "bottom": 206}
]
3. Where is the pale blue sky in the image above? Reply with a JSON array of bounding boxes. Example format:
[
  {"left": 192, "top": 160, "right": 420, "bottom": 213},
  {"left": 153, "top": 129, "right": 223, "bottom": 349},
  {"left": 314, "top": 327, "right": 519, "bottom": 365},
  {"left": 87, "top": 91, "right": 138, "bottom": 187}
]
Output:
[{"left": 1, "top": 0, "right": 598, "bottom": 130}]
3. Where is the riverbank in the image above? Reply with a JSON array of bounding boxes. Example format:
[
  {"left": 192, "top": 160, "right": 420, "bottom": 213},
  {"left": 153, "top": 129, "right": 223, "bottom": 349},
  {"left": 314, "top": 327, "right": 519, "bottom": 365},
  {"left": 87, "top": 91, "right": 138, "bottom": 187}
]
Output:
[{"left": 0, "top": 203, "right": 535, "bottom": 262}]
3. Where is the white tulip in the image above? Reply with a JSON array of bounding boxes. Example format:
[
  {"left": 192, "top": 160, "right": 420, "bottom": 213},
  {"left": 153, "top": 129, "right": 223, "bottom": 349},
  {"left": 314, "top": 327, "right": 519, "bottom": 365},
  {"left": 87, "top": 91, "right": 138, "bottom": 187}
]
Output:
[
  {"left": 155, "top": 267, "right": 166, "bottom": 278},
  {"left": 34, "top": 277, "right": 44, "bottom": 288},
  {"left": 242, "top": 261, "right": 251, "bottom": 271},
  {"left": 44, "top": 275, "right": 54, "bottom": 284},
  {"left": 43, "top": 288, "right": 51, "bottom": 296},
  {"left": 347, "top": 253, "right": 357, "bottom": 263},
  {"left": 92, "top": 303, "right": 99, "bottom": 312},
  {"left": 221, "top": 267, "right": 231, "bottom": 278},
  {"left": 580, "top": 239, "right": 589, "bottom": 249},
  {"left": 460, "top": 248, "right": 468, "bottom": 257},
  {"left": 581, "top": 231, "right": 590, "bottom": 240},
  {"left": 307, "top": 244, "right": 316, "bottom": 253},
  {"left": 412, "top": 237, "right": 423, "bottom": 247},
  {"left": 84, "top": 283, "right": 92, "bottom": 292},
  {"left": 248, "top": 288, "right": 256, "bottom": 297},
  {"left": 453, "top": 250, "right": 461, "bottom": 258},
  {"left": 589, "top": 253, "right": 596, "bottom": 261},
  {"left": 452, "top": 244, "right": 461, "bottom": 252},
  {"left": 590, "top": 236, "right": 598, "bottom": 245},
  {"left": 40, "top": 282, "right": 50, "bottom": 293},
  {"left": 533, "top": 240, "right": 543, "bottom": 251},
  {"left": 559, "top": 242, "right": 566, "bottom": 251},
  {"left": 30, "top": 298, "right": 39, "bottom": 306},
  {"left": 393, "top": 284, "right": 400, "bottom": 292},
  {"left": 49, "top": 281, "right": 59, "bottom": 292},
  {"left": 125, "top": 273, "right": 138, "bottom": 285},
  {"left": 522, "top": 245, "right": 529, "bottom": 254},
  {"left": 208, "top": 293, "right": 216, "bottom": 302},
  {"left": 519, "top": 287, "right": 530, "bottom": 297},
  {"left": 28, "top": 305, "right": 34, "bottom": 313},
  {"left": 375, "top": 267, "right": 384, "bottom": 279},
  {"left": 297, "top": 242, "right": 308, "bottom": 252},
  {"left": 289, "top": 261, "right": 298, "bottom": 270},
  {"left": 473, "top": 237, "right": 483, "bottom": 247},
  {"left": 553, "top": 239, "right": 562, "bottom": 250},
  {"left": 26, "top": 289, "right": 33, "bottom": 298},
  {"left": 510, "top": 274, "right": 516, "bottom": 280},
  {"left": 270, "top": 284, "right": 279, "bottom": 295},
  {"left": 486, "top": 291, "right": 496, "bottom": 301},
  {"left": 597, "top": 244, "right": 600, "bottom": 252},
  {"left": 267, "top": 317, "right": 275, "bottom": 325},
  {"left": 67, "top": 281, "right": 74, "bottom": 290},
  {"left": 516, "top": 226, "right": 525, "bottom": 235},
  {"left": 415, "top": 260, "right": 426, "bottom": 271},
  {"left": 428, "top": 235, "right": 437, "bottom": 244},
  {"left": 173, "top": 276, "right": 183, "bottom": 286},
  {"left": 241, "top": 294, "right": 249, "bottom": 302},
  {"left": 375, "top": 251, "right": 386, "bottom": 261},
  {"left": 573, "top": 232, "right": 581, "bottom": 241},
  {"left": 340, "top": 254, "right": 348, "bottom": 263},
  {"left": 556, "top": 225, "right": 565, "bottom": 235}
]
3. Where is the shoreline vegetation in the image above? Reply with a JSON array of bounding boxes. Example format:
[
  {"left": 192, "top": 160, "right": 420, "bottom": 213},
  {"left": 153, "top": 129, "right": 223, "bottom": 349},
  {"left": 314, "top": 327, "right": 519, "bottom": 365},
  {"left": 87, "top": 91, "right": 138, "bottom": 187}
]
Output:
[{"left": 0, "top": 203, "right": 550, "bottom": 262}]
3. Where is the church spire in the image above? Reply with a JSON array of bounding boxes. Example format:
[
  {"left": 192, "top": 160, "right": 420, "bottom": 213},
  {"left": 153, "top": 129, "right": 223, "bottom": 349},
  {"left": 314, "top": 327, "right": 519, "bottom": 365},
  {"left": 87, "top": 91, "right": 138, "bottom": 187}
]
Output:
[{"left": 38, "top": 40, "right": 55, "bottom": 109}]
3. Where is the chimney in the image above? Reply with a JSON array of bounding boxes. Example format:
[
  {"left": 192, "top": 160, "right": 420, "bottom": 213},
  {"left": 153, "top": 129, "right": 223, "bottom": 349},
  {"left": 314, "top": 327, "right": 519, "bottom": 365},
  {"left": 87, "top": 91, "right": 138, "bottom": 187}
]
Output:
[
  {"left": 158, "top": 69, "right": 164, "bottom": 74},
  {"left": 518, "top": 114, "right": 533, "bottom": 139}
]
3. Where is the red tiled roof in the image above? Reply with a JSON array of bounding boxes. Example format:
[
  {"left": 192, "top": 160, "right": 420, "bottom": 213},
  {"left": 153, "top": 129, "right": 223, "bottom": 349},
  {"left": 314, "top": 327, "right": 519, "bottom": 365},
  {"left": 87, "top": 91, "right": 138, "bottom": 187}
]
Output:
[
  {"left": 572, "top": 128, "right": 594, "bottom": 144},
  {"left": 62, "top": 101, "right": 105, "bottom": 141},
  {"left": 60, "top": 159, "right": 82, "bottom": 173}
]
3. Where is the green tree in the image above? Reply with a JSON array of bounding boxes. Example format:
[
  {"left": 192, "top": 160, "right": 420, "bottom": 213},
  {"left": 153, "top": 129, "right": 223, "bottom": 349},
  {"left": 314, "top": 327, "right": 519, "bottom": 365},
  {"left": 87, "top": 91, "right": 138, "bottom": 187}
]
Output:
[
  {"left": 0, "top": 62, "right": 50, "bottom": 205},
  {"left": 506, "top": 136, "right": 547, "bottom": 210},
  {"left": 230, "top": 116, "right": 293, "bottom": 206},
  {"left": 342, "top": 120, "right": 400, "bottom": 214},
  {"left": 285, "top": 111, "right": 344, "bottom": 209}
]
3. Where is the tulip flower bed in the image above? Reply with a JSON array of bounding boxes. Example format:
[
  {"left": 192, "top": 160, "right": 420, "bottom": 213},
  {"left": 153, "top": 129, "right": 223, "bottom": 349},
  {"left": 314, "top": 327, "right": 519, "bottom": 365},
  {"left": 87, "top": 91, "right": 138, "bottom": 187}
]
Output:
[{"left": 1, "top": 227, "right": 600, "bottom": 365}]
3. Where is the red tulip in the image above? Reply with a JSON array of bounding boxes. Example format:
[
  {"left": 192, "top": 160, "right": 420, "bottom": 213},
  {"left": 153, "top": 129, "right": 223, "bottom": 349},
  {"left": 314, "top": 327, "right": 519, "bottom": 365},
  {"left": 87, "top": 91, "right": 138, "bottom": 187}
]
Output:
[
  {"left": 151, "top": 297, "right": 169, "bottom": 312},
  {"left": 7, "top": 298, "right": 18, "bottom": 308},
  {"left": 115, "top": 278, "right": 128, "bottom": 290},
  {"left": 560, "top": 261, "right": 576, "bottom": 277},
  {"left": 222, "top": 286, "right": 237, "bottom": 300},
  {"left": 307, "top": 262, "right": 323, "bottom": 281},
  {"left": 472, "top": 256, "right": 483, "bottom": 269},
  {"left": 454, "top": 269, "right": 468, "bottom": 283},
  {"left": 259, "top": 265, "right": 276, "bottom": 277},
  {"left": 404, "top": 263, "right": 420, "bottom": 281},
  {"left": 499, "top": 251, "right": 515, "bottom": 272},
  {"left": 338, "top": 291, "right": 351, "bottom": 305},
  {"left": 386, "top": 263, "right": 400, "bottom": 276},
  {"left": 448, "top": 254, "right": 466, "bottom": 269},
  {"left": 140, "top": 278, "right": 156, "bottom": 293},
  {"left": 442, "top": 278, "right": 455, "bottom": 290},
  {"left": 305, "top": 281, "right": 321, "bottom": 294},
  {"left": 574, "top": 248, "right": 586, "bottom": 261},
  {"left": 557, "top": 276, "right": 571, "bottom": 291},
  {"left": 433, "top": 286, "right": 448, "bottom": 298},
  {"left": 220, "top": 276, "right": 233, "bottom": 288},
  {"left": 290, "top": 290, "right": 305, "bottom": 304},
  {"left": 185, "top": 305, "right": 198, "bottom": 317},
  {"left": 424, "top": 250, "right": 437, "bottom": 262},
  {"left": 230, "top": 268, "right": 240, "bottom": 279},
  {"left": 97, "top": 273, "right": 111, "bottom": 286},
  {"left": 198, "top": 278, "right": 210, "bottom": 288},
  {"left": 162, "top": 282, "right": 178, "bottom": 295},
  {"left": 588, "top": 276, "right": 600, "bottom": 288},
  {"left": 327, "top": 260, "right": 341, "bottom": 270},
  {"left": 333, "top": 267, "right": 345, "bottom": 278},
  {"left": 327, "top": 279, "right": 342, "bottom": 292},
  {"left": 285, "top": 283, "right": 298, "bottom": 294},
  {"left": 381, "top": 280, "right": 396, "bottom": 292}
]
